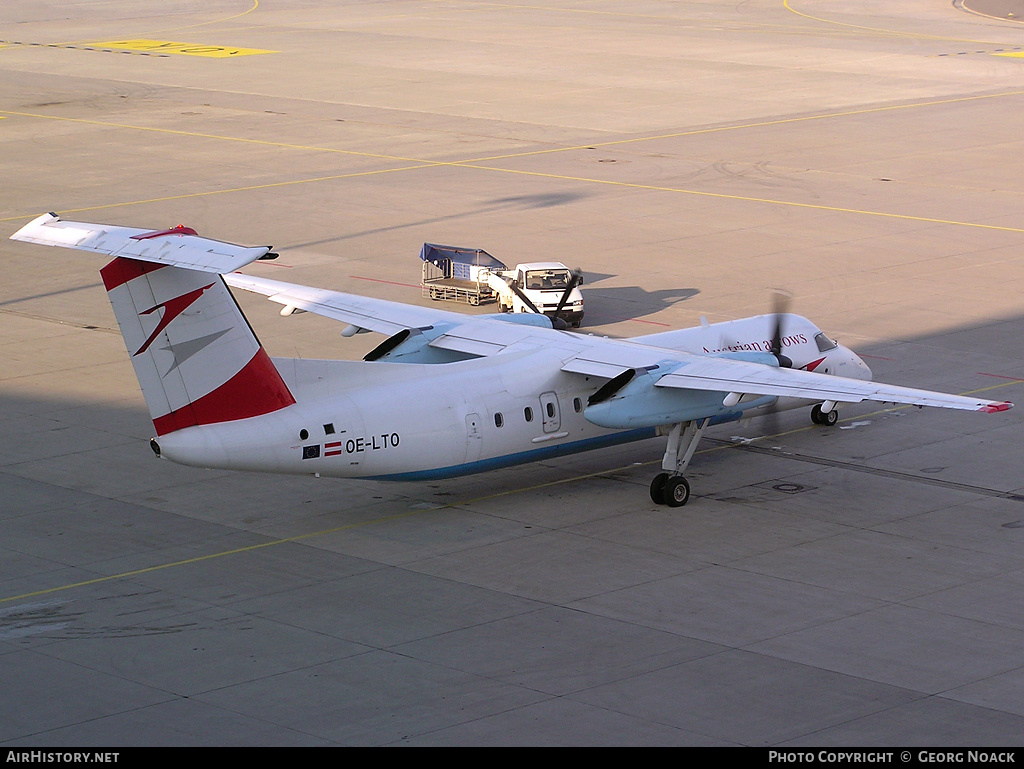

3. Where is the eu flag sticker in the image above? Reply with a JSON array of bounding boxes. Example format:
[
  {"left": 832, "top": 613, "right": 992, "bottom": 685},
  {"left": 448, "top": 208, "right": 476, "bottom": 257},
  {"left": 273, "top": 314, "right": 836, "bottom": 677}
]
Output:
[{"left": 302, "top": 445, "right": 321, "bottom": 460}]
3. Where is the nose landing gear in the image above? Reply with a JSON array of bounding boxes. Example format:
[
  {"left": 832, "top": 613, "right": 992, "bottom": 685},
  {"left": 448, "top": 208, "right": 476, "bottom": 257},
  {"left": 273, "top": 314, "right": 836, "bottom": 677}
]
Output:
[{"left": 811, "top": 403, "right": 839, "bottom": 426}]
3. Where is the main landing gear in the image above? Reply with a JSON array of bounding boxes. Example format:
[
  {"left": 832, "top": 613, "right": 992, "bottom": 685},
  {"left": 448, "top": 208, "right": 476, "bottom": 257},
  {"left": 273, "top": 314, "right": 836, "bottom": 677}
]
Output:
[
  {"left": 650, "top": 405, "right": 837, "bottom": 507},
  {"left": 810, "top": 402, "right": 839, "bottom": 426},
  {"left": 650, "top": 419, "right": 708, "bottom": 507}
]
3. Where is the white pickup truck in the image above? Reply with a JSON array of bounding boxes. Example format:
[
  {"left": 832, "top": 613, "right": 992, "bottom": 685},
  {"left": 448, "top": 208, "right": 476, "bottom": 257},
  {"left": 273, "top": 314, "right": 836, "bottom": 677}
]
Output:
[{"left": 420, "top": 244, "right": 584, "bottom": 328}]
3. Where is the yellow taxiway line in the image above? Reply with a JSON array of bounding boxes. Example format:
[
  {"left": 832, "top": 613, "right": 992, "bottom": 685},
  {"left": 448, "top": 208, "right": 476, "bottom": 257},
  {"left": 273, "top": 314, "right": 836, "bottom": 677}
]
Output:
[
  {"left": 4, "top": 89, "right": 1024, "bottom": 234},
  {"left": 1, "top": 379, "right": 1017, "bottom": 607}
]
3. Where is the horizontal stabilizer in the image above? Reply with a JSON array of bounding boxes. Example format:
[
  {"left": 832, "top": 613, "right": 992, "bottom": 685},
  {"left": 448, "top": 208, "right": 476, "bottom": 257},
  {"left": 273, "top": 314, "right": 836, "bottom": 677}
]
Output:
[{"left": 10, "top": 213, "right": 273, "bottom": 273}]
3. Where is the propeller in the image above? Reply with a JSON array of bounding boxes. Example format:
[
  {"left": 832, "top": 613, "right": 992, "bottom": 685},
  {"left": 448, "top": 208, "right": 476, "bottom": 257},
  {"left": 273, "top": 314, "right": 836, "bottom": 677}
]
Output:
[
  {"left": 509, "top": 268, "right": 583, "bottom": 330},
  {"left": 757, "top": 289, "right": 794, "bottom": 439},
  {"left": 726, "top": 290, "right": 798, "bottom": 440},
  {"left": 508, "top": 280, "right": 542, "bottom": 315},
  {"left": 551, "top": 267, "right": 584, "bottom": 329},
  {"left": 768, "top": 289, "right": 793, "bottom": 369}
]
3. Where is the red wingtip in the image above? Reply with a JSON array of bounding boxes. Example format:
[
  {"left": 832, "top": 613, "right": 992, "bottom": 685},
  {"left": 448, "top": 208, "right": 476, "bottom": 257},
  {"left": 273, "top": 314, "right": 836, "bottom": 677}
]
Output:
[{"left": 979, "top": 401, "right": 1013, "bottom": 413}]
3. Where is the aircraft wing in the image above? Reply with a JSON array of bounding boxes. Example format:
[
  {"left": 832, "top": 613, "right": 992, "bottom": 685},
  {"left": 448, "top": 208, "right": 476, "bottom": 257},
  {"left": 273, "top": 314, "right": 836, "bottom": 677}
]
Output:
[
  {"left": 650, "top": 354, "right": 1011, "bottom": 412},
  {"left": 226, "top": 273, "right": 1010, "bottom": 413},
  {"left": 559, "top": 336, "right": 1010, "bottom": 413},
  {"left": 10, "top": 213, "right": 273, "bottom": 272},
  {"left": 224, "top": 272, "right": 483, "bottom": 337}
]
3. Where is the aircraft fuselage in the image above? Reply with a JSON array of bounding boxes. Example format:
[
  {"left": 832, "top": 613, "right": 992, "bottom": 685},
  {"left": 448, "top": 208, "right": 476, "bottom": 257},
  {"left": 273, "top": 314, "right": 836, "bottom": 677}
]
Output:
[{"left": 155, "top": 314, "right": 870, "bottom": 480}]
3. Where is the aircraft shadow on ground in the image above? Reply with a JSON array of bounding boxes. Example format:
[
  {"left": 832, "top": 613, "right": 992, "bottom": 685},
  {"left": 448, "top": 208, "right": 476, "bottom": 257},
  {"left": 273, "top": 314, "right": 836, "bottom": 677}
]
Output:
[
  {"left": 286, "top": 192, "right": 590, "bottom": 251},
  {"left": 582, "top": 284, "right": 700, "bottom": 325}
]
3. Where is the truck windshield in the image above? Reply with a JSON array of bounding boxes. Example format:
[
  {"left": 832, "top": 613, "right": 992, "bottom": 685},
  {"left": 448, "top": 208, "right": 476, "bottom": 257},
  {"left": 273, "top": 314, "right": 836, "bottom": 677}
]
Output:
[{"left": 525, "top": 270, "right": 571, "bottom": 290}]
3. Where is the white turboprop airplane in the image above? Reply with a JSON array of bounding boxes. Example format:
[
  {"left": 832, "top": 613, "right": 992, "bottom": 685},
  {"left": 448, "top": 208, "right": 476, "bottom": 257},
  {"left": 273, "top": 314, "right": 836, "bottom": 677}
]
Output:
[{"left": 11, "top": 213, "right": 1013, "bottom": 506}]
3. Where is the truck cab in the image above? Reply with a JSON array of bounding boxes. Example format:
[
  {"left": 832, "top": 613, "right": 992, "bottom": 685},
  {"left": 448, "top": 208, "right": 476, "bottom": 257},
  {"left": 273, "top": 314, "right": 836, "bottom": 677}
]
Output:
[{"left": 501, "top": 262, "right": 584, "bottom": 327}]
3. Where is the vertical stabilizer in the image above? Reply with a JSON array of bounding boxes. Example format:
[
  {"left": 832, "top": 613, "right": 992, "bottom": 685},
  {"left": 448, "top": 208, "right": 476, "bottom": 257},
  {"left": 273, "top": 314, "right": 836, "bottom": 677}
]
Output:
[{"left": 101, "top": 257, "right": 295, "bottom": 435}]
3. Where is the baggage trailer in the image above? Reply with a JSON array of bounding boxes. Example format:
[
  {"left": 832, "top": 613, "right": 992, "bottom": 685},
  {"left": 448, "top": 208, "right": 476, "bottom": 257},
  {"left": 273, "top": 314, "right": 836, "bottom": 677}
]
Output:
[
  {"left": 420, "top": 242, "right": 585, "bottom": 326},
  {"left": 420, "top": 243, "right": 506, "bottom": 306}
]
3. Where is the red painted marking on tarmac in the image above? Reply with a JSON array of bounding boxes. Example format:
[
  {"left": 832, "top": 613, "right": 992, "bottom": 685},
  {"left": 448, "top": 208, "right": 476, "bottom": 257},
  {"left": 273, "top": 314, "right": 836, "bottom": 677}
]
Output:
[
  {"left": 977, "top": 372, "right": 1024, "bottom": 381},
  {"left": 617, "top": 317, "right": 671, "bottom": 327},
  {"left": 350, "top": 274, "right": 422, "bottom": 289}
]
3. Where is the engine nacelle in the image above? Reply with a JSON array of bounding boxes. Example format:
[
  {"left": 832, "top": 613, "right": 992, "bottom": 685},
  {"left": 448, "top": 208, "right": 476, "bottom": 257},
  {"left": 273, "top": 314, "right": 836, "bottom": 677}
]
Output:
[
  {"left": 363, "top": 324, "right": 471, "bottom": 364},
  {"left": 584, "top": 356, "right": 778, "bottom": 429}
]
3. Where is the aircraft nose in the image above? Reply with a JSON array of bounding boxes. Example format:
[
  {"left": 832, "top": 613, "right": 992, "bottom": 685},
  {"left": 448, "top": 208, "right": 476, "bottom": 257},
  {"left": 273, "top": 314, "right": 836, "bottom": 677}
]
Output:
[{"left": 849, "top": 350, "right": 872, "bottom": 381}]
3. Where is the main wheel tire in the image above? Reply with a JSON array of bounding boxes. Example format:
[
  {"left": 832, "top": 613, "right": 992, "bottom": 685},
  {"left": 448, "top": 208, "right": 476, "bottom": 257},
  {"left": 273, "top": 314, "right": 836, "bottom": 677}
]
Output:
[
  {"left": 663, "top": 476, "right": 691, "bottom": 507},
  {"left": 650, "top": 473, "right": 669, "bottom": 505},
  {"left": 812, "top": 404, "right": 839, "bottom": 426}
]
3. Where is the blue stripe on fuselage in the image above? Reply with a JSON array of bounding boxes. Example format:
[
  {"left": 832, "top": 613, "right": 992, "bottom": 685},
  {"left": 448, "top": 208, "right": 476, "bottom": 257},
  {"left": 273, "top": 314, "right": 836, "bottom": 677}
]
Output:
[
  {"left": 708, "top": 411, "right": 744, "bottom": 426},
  {"left": 368, "top": 427, "right": 658, "bottom": 481}
]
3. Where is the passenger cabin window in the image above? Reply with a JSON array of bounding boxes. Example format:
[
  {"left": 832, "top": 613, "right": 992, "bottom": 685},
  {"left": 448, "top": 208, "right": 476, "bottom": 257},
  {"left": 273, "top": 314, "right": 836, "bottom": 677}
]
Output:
[
  {"left": 815, "top": 332, "right": 838, "bottom": 353},
  {"left": 573, "top": 397, "right": 582, "bottom": 413},
  {"left": 524, "top": 407, "right": 534, "bottom": 422},
  {"left": 546, "top": 402, "right": 556, "bottom": 418},
  {"left": 494, "top": 413, "right": 504, "bottom": 428}
]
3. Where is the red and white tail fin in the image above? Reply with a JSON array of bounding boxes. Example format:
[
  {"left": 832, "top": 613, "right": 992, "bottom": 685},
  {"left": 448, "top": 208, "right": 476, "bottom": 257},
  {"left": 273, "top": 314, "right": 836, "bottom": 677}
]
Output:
[
  {"left": 102, "top": 258, "right": 295, "bottom": 435},
  {"left": 10, "top": 214, "right": 295, "bottom": 435}
]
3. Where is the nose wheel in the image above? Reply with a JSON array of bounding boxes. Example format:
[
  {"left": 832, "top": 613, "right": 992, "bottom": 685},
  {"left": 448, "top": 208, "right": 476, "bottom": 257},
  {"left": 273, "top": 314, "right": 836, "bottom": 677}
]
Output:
[{"left": 650, "top": 473, "right": 690, "bottom": 507}]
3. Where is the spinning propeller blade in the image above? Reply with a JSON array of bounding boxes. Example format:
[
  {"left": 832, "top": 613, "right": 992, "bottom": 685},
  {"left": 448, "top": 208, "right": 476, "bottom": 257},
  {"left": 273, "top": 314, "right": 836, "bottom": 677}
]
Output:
[
  {"left": 552, "top": 268, "right": 584, "bottom": 322},
  {"left": 511, "top": 267, "right": 583, "bottom": 330},
  {"left": 509, "top": 281, "right": 542, "bottom": 315},
  {"left": 769, "top": 289, "right": 794, "bottom": 369},
  {"left": 758, "top": 289, "right": 795, "bottom": 438}
]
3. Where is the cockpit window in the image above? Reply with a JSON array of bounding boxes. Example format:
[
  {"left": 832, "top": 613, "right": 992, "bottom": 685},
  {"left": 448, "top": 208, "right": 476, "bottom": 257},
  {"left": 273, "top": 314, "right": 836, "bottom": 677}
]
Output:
[{"left": 814, "top": 332, "right": 838, "bottom": 352}]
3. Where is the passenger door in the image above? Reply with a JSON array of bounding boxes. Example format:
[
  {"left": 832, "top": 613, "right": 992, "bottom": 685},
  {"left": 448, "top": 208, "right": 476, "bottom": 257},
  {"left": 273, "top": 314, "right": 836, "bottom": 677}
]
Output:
[{"left": 539, "top": 392, "right": 560, "bottom": 433}]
